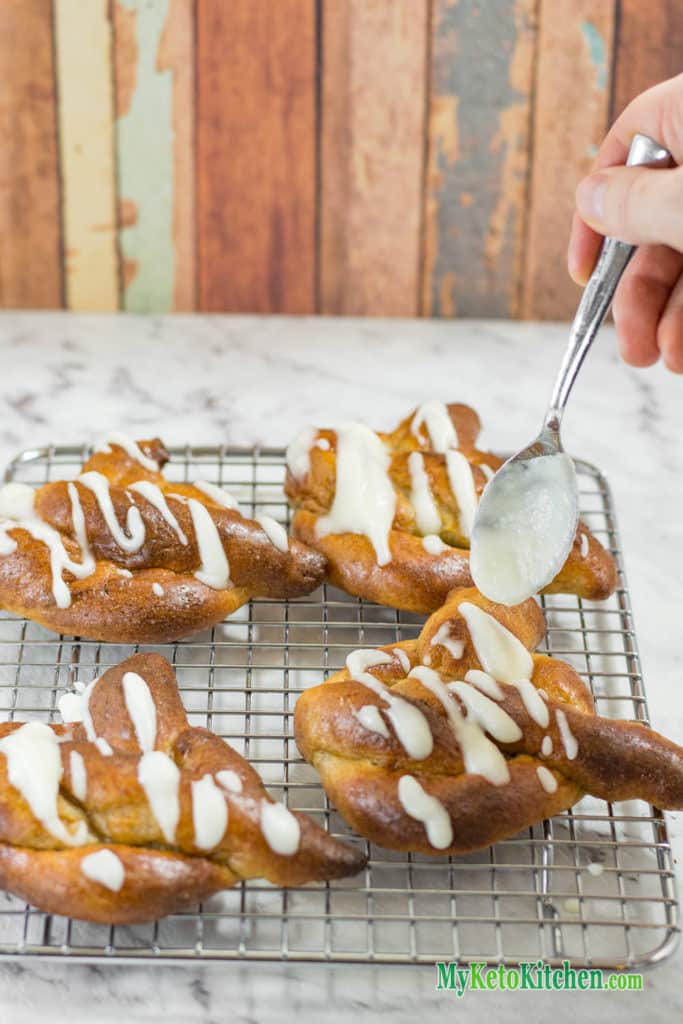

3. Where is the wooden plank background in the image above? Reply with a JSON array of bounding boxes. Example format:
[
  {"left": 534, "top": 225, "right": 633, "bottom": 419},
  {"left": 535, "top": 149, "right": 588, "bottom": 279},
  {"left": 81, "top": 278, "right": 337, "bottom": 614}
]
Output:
[
  {"left": 54, "top": 0, "right": 118, "bottom": 311},
  {"left": 0, "top": 0, "right": 62, "bottom": 309},
  {"left": 196, "top": 0, "right": 316, "bottom": 313},
  {"left": 1, "top": 0, "right": 681, "bottom": 318},
  {"left": 423, "top": 0, "right": 537, "bottom": 319},
  {"left": 320, "top": 0, "right": 428, "bottom": 317},
  {"left": 522, "top": 0, "right": 616, "bottom": 320}
]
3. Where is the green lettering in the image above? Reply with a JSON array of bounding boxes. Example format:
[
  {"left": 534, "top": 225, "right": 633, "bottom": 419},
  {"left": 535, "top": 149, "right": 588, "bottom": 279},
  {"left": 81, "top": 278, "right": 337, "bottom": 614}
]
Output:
[
  {"left": 469, "top": 962, "right": 486, "bottom": 990},
  {"left": 520, "top": 962, "right": 538, "bottom": 990},
  {"left": 436, "top": 962, "right": 456, "bottom": 990}
]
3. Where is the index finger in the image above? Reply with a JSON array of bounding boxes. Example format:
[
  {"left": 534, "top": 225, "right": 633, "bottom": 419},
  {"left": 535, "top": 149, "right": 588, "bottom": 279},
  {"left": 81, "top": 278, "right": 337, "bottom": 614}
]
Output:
[{"left": 568, "top": 73, "right": 683, "bottom": 283}]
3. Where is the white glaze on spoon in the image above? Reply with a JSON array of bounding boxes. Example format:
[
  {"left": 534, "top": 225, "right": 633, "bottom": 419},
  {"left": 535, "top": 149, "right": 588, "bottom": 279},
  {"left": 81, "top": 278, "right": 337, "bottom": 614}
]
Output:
[{"left": 470, "top": 453, "right": 577, "bottom": 605}]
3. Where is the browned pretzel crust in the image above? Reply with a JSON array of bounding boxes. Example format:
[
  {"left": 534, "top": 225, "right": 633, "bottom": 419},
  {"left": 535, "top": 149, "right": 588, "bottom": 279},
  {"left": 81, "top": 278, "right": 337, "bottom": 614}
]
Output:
[
  {"left": 294, "top": 588, "right": 683, "bottom": 856},
  {"left": 0, "top": 437, "right": 325, "bottom": 642},
  {"left": 285, "top": 404, "right": 617, "bottom": 612},
  {"left": 0, "top": 653, "right": 365, "bottom": 923}
]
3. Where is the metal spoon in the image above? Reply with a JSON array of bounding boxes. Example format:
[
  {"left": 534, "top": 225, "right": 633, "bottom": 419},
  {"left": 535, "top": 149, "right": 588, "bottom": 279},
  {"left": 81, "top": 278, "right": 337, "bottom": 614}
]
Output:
[{"left": 470, "top": 133, "right": 673, "bottom": 606}]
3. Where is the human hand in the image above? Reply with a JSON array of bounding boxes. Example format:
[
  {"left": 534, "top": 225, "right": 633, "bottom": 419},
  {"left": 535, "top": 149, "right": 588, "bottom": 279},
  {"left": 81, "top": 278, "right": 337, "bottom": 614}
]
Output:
[{"left": 568, "top": 73, "right": 683, "bottom": 372}]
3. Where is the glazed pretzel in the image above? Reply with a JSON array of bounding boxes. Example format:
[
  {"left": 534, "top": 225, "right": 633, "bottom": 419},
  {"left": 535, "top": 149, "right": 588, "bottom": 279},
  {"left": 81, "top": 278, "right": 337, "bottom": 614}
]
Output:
[
  {"left": 285, "top": 402, "right": 617, "bottom": 613},
  {"left": 0, "top": 653, "right": 364, "bottom": 924},
  {"left": 294, "top": 588, "right": 683, "bottom": 855},
  {"left": 0, "top": 434, "right": 325, "bottom": 642}
]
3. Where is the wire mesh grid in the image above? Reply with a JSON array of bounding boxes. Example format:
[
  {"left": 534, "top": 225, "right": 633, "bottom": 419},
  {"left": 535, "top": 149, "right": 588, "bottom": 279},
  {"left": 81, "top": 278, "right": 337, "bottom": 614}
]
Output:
[{"left": 0, "top": 443, "right": 677, "bottom": 967}]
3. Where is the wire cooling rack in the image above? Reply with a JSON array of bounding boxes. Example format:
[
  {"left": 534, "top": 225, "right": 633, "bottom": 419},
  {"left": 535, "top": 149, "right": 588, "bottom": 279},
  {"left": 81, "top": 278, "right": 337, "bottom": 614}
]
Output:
[{"left": 0, "top": 443, "right": 677, "bottom": 967}]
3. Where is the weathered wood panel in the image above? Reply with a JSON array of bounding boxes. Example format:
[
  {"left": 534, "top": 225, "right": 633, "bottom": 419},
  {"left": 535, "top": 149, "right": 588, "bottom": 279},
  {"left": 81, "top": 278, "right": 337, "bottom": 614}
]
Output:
[
  {"left": 0, "top": 0, "right": 62, "bottom": 308},
  {"left": 320, "top": 0, "right": 429, "bottom": 317},
  {"left": 522, "top": 1, "right": 616, "bottom": 320},
  {"left": 423, "top": 0, "right": 537, "bottom": 318},
  {"left": 158, "top": 0, "right": 196, "bottom": 311},
  {"left": 55, "top": 0, "right": 119, "bottom": 311},
  {"left": 613, "top": 0, "right": 683, "bottom": 117},
  {"left": 115, "top": 0, "right": 193, "bottom": 312},
  {"left": 197, "top": 0, "right": 316, "bottom": 313}
]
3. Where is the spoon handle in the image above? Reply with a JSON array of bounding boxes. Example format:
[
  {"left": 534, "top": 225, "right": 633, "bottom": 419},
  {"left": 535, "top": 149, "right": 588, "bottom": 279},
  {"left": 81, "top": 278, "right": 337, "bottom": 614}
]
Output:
[{"left": 545, "top": 133, "right": 673, "bottom": 431}]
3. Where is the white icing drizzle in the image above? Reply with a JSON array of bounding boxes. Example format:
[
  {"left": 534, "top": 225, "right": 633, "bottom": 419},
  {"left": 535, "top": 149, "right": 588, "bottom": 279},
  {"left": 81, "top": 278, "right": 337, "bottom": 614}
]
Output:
[
  {"left": 137, "top": 750, "right": 181, "bottom": 843},
  {"left": 80, "top": 849, "right": 125, "bottom": 892},
  {"left": 422, "top": 654, "right": 432, "bottom": 666},
  {"left": 67, "top": 482, "right": 94, "bottom": 567},
  {"left": 0, "top": 482, "right": 35, "bottom": 520},
  {"left": 459, "top": 601, "right": 535, "bottom": 685},
  {"left": 152, "top": 582, "right": 164, "bottom": 596},
  {"left": 480, "top": 464, "right": 495, "bottom": 482},
  {"left": 354, "top": 705, "right": 390, "bottom": 738},
  {"left": 191, "top": 773, "right": 228, "bottom": 850},
  {"left": 430, "top": 622, "right": 465, "bottom": 660},
  {"left": 0, "top": 516, "right": 95, "bottom": 609},
  {"left": 97, "top": 432, "right": 159, "bottom": 473},
  {"left": 316, "top": 422, "right": 396, "bottom": 566},
  {"left": 315, "top": 438, "right": 330, "bottom": 451},
  {"left": 541, "top": 735, "right": 553, "bottom": 757},
  {"left": 446, "top": 681, "right": 523, "bottom": 743},
  {"left": 0, "top": 525, "right": 17, "bottom": 556},
  {"left": 393, "top": 648, "right": 411, "bottom": 674},
  {"left": 536, "top": 765, "right": 558, "bottom": 794},
  {"left": 215, "top": 769, "right": 243, "bottom": 794},
  {"left": 346, "top": 649, "right": 433, "bottom": 760},
  {"left": 580, "top": 532, "right": 589, "bottom": 558},
  {"left": 78, "top": 472, "right": 146, "bottom": 553},
  {"left": 129, "top": 480, "right": 188, "bottom": 545},
  {"left": 285, "top": 426, "right": 317, "bottom": 480},
  {"left": 411, "top": 401, "right": 459, "bottom": 453},
  {"left": 255, "top": 514, "right": 289, "bottom": 553},
  {"left": 397, "top": 774, "right": 453, "bottom": 849},
  {"left": 187, "top": 498, "right": 231, "bottom": 589},
  {"left": 422, "top": 533, "right": 449, "bottom": 555},
  {"left": 407, "top": 451, "right": 441, "bottom": 535},
  {"left": 116, "top": 568, "right": 133, "bottom": 578},
  {"left": 193, "top": 480, "right": 241, "bottom": 511},
  {"left": 122, "top": 671, "right": 157, "bottom": 752},
  {"left": 59, "top": 677, "right": 112, "bottom": 755},
  {"left": 445, "top": 450, "right": 478, "bottom": 538},
  {"left": 464, "top": 668, "right": 504, "bottom": 701},
  {"left": 58, "top": 692, "right": 86, "bottom": 723},
  {"left": 69, "top": 750, "right": 87, "bottom": 802},
  {"left": 260, "top": 801, "right": 301, "bottom": 856},
  {"left": 0, "top": 722, "right": 89, "bottom": 845},
  {"left": 555, "top": 708, "right": 578, "bottom": 759},
  {"left": 410, "top": 666, "right": 510, "bottom": 786}
]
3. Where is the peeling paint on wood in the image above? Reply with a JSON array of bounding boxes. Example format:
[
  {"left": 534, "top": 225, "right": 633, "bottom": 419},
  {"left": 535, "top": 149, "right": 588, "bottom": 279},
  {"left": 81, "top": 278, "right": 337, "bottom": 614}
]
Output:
[
  {"left": 423, "top": 0, "right": 537, "bottom": 318},
  {"left": 114, "top": 0, "right": 174, "bottom": 312},
  {"left": 0, "top": 0, "right": 62, "bottom": 308},
  {"left": 320, "top": 0, "right": 429, "bottom": 316},
  {"left": 522, "top": 1, "right": 615, "bottom": 320},
  {"left": 613, "top": 1, "right": 683, "bottom": 117},
  {"left": 55, "top": 0, "right": 119, "bottom": 311},
  {"left": 197, "top": 0, "right": 316, "bottom": 313}
]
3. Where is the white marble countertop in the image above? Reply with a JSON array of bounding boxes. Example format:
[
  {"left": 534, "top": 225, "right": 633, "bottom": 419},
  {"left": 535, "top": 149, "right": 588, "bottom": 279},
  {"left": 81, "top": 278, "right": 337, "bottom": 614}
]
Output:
[{"left": 0, "top": 312, "right": 681, "bottom": 1022}]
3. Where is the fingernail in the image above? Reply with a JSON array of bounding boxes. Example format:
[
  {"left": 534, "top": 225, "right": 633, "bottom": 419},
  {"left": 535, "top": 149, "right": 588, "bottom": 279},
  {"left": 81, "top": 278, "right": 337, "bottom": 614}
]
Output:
[{"left": 576, "top": 174, "right": 607, "bottom": 223}]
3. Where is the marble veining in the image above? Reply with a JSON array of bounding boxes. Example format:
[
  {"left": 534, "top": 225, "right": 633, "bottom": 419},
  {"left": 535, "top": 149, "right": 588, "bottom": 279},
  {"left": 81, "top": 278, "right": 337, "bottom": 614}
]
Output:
[{"left": 0, "top": 312, "right": 680, "bottom": 1021}]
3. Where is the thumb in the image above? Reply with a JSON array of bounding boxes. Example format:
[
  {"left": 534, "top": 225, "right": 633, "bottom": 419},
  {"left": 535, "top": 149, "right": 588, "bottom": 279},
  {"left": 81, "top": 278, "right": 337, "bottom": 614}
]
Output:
[{"left": 575, "top": 164, "right": 683, "bottom": 251}]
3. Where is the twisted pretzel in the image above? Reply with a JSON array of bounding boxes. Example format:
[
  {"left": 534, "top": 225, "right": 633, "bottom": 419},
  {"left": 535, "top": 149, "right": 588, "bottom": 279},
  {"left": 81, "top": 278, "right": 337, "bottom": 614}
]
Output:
[
  {"left": 0, "top": 653, "right": 365, "bottom": 923},
  {"left": 285, "top": 402, "right": 617, "bottom": 612},
  {"left": 294, "top": 588, "right": 683, "bottom": 855},
  {"left": 0, "top": 435, "right": 325, "bottom": 642}
]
